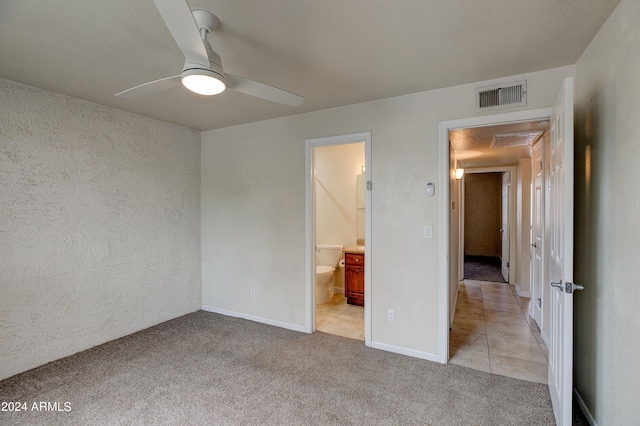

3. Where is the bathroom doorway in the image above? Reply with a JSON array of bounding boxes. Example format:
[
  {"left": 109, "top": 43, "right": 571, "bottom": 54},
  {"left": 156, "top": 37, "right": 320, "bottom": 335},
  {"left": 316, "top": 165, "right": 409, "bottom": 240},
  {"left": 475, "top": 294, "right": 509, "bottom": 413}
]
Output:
[
  {"left": 305, "top": 132, "right": 372, "bottom": 345},
  {"left": 314, "top": 143, "right": 365, "bottom": 339}
]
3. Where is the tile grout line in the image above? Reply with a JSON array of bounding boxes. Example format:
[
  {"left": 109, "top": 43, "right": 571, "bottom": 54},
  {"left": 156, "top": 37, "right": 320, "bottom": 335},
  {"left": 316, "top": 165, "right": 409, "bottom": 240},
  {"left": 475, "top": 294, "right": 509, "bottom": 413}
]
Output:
[
  {"left": 512, "top": 285, "right": 549, "bottom": 365},
  {"left": 481, "top": 287, "right": 494, "bottom": 373},
  {"left": 482, "top": 281, "right": 543, "bottom": 376}
]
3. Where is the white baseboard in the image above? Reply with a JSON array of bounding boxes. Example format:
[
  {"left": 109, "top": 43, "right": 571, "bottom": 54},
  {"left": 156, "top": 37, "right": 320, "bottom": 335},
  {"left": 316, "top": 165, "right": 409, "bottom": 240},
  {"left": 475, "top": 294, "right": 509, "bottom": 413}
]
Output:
[
  {"left": 370, "top": 341, "right": 440, "bottom": 363},
  {"left": 574, "top": 387, "right": 597, "bottom": 426},
  {"left": 202, "top": 307, "right": 440, "bottom": 364},
  {"left": 201, "top": 305, "right": 309, "bottom": 334},
  {"left": 515, "top": 283, "right": 531, "bottom": 297}
]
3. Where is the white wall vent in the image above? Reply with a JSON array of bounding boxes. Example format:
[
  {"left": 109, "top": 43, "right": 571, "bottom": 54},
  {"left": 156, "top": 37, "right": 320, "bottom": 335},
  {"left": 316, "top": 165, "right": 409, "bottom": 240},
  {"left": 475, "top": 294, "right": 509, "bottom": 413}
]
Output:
[
  {"left": 475, "top": 80, "right": 527, "bottom": 111},
  {"left": 491, "top": 131, "right": 544, "bottom": 149}
]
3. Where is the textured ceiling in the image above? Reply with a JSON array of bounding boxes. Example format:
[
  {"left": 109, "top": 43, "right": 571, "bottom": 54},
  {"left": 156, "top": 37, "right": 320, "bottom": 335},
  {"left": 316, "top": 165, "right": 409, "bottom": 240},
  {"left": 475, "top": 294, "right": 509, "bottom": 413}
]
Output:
[
  {"left": 0, "top": 0, "right": 619, "bottom": 131},
  {"left": 450, "top": 120, "right": 550, "bottom": 168}
]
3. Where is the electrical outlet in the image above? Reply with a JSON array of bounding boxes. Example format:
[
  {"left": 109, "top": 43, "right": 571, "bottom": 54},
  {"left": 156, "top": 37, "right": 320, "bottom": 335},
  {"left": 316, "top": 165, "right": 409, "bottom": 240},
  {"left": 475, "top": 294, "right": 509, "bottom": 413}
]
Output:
[
  {"left": 387, "top": 309, "right": 395, "bottom": 323},
  {"left": 269, "top": 290, "right": 274, "bottom": 301},
  {"left": 250, "top": 288, "right": 256, "bottom": 298}
]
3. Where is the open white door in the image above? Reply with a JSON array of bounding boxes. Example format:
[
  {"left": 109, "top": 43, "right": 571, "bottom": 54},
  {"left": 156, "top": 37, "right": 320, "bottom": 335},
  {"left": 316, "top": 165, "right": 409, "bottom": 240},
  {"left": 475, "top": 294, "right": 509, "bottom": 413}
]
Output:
[
  {"left": 549, "top": 77, "right": 581, "bottom": 426},
  {"left": 500, "top": 172, "right": 510, "bottom": 282},
  {"left": 531, "top": 139, "right": 544, "bottom": 327}
]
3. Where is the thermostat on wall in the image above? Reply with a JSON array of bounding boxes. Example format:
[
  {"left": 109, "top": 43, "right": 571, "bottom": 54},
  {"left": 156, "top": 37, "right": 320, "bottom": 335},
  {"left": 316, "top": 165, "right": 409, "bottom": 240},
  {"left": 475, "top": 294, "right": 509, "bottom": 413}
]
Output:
[{"left": 426, "top": 182, "right": 435, "bottom": 197}]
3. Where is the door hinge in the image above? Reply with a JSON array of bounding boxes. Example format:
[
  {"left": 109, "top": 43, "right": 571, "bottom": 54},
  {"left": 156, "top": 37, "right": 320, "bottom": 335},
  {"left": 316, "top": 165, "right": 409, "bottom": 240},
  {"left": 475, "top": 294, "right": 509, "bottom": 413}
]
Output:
[{"left": 366, "top": 180, "right": 373, "bottom": 191}]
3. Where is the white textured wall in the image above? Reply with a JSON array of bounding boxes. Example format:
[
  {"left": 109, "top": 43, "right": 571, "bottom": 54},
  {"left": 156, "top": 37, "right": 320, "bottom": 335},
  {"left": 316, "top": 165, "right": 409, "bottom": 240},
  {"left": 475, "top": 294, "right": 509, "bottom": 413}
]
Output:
[
  {"left": 0, "top": 79, "right": 201, "bottom": 381},
  {"left": 574, "top": 0, "right": 640, "bottom": 422},
  {"left": 201, "top": 65, "right": 573, "bottom": 356}
]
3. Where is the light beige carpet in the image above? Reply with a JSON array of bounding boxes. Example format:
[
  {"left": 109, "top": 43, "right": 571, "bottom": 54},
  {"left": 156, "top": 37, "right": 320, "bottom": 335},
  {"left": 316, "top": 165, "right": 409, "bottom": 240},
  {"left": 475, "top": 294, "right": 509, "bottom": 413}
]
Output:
[{"left": 1, "top": 311, "right": 560, "bottom": 425}]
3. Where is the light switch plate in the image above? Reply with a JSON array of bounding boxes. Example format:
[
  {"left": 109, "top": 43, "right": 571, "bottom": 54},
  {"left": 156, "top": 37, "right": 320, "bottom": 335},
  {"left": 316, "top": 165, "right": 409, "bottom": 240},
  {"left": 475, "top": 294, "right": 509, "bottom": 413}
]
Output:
[{"left": 424, "top": 225, "right": 433, "bottom": 239}]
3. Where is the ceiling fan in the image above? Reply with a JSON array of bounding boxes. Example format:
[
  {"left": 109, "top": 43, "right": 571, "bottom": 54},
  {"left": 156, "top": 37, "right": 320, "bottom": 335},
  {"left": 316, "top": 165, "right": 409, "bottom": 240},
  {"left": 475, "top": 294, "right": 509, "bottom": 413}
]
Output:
[{"left": 116, "top": 0, "right": 304, "bottom": 106}]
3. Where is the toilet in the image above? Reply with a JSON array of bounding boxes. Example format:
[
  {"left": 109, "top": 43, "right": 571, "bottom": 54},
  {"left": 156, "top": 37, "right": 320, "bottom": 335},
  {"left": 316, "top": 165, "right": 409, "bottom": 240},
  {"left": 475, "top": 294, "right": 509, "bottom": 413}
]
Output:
[{"left": 315, "top": 244, "right": 343, "bottom": 304}]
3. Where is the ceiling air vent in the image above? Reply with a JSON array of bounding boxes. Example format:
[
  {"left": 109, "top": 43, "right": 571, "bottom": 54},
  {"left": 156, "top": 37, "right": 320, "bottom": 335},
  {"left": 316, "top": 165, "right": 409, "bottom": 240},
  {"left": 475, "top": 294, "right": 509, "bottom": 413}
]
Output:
[
  {"left": 491, "top": 130, "right": 543, "bottom": 149},
  {"left": 476, "top": 80, "right": 527, "bottom": 111}
]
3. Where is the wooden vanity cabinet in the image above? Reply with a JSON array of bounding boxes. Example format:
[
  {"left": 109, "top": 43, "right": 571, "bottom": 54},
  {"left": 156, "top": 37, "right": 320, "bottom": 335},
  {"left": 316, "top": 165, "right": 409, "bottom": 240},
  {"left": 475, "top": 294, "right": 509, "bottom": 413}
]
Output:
[{"left": 344, "top": 253, "right": 364, "bottom": 306}]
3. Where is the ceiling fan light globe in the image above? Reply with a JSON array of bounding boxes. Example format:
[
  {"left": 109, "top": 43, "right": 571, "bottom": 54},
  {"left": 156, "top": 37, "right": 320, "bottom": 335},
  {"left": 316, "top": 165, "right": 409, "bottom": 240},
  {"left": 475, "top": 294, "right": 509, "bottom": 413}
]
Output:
[{"left": 181, "top": 69, "right": 226, "bottom": 96}]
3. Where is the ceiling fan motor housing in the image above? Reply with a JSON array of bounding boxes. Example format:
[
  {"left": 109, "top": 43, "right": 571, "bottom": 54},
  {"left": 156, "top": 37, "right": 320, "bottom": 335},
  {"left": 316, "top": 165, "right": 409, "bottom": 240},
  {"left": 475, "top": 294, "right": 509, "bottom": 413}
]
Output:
[
  {"left": 180, "top": 38, "right": 226, "bottom": 95},
  {"left": 181, "top": 40, "right": 225, "bottom": 81}
]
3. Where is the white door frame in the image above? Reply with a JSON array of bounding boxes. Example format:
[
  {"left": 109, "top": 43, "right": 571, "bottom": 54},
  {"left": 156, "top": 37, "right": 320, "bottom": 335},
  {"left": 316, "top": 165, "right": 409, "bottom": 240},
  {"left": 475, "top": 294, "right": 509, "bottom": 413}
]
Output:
[
  {"left": 438, "top": 108, "right": 552, "bottom": 363},
  {"left": 305, "top": 132, "right": 372, "bottom": 346},
  {"left": 458, "top": 176, "right": 465, "bottom": 281},
  {"left": 458, "top": 166, "right": 517, "bottom": 286}
]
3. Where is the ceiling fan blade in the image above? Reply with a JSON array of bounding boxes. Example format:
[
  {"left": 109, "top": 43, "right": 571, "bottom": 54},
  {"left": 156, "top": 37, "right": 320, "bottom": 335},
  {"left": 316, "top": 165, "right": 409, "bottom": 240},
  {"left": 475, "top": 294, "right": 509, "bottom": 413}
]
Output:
[
  {"left": 226, "top": 74, "right": 305, "bottom": 107},
  {"left": 116, "top": 75, "right": 181, "bottom": 99},
  {"left": 153, "top": 0, "right": 209, "bottom": 66}
]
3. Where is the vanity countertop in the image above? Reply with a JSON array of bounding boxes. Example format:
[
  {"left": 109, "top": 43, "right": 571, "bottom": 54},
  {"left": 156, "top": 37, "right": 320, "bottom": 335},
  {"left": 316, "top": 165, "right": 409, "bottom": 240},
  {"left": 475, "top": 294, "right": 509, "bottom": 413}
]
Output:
[{"left": 342, "top": 246, "right": 365, "bottom": 254}]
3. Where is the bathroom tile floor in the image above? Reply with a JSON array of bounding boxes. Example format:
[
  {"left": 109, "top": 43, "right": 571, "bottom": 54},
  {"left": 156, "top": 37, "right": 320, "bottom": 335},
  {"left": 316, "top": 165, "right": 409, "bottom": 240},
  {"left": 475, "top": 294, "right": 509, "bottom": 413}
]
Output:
[
  {"left": 316, "top": 293, "right": 364, "bottom": 340},
  {"left": 449, "top": 279, "right": 549, "bottom": 384}
]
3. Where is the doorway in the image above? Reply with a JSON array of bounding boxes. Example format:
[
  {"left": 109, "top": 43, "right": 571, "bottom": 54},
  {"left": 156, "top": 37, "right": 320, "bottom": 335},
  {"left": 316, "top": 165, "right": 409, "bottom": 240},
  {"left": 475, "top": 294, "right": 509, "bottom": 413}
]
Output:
[
  {"left": 314, "top": 143, "right": 365, "bottom": 339},
  {"left": 461, "top": 169, "right": 514, "bottom": 284},
  {"left": 305, "top": 132, "right": 372, "bottom": 346},
  {"left": 440, "top": 109, "right": 552, "bottom": 381}
]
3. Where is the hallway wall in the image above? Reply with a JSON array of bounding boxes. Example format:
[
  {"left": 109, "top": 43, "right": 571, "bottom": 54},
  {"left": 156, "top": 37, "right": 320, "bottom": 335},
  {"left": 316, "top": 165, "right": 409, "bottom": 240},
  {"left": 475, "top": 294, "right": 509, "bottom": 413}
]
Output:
[{"left": 574, "top": 0, "right": 640, "bottom": 422}]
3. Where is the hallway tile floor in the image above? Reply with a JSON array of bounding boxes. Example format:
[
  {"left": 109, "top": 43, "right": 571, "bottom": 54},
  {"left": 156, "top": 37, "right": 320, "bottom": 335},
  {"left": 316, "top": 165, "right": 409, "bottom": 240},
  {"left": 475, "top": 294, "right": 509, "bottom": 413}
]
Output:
[
  {"left": 316, "top": 293, "right": 364, "bottom": 340},
  {"left": 449, "top": 280, "right": 549, "bottom": 384}
]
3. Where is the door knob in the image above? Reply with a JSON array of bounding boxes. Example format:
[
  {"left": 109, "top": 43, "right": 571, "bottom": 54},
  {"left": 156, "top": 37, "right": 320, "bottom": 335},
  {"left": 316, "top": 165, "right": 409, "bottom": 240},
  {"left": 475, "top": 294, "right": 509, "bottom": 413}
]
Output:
[
  {"left": 551, "top": 280, "right": 584, "bottom": 293},
  {"left": 551, "top": 280, "right": 564, "bottom": 291},
  {"left": 531, "top": 243, "right": 537, "bottom": 248}
]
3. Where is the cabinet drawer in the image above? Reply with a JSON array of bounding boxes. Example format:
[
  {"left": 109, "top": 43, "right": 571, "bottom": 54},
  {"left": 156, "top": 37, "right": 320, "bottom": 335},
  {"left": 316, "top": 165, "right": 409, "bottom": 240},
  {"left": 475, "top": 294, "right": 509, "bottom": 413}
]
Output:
[{"left": 344, "top": 253, "right": 364, "bottom": 266}]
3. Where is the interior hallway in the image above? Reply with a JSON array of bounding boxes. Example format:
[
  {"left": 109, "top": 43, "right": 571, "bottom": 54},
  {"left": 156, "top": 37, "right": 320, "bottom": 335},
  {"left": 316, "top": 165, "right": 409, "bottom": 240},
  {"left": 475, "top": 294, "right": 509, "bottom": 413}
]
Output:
[{"left": 449, "top": 280, "right": 549, "bottom": 383}]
